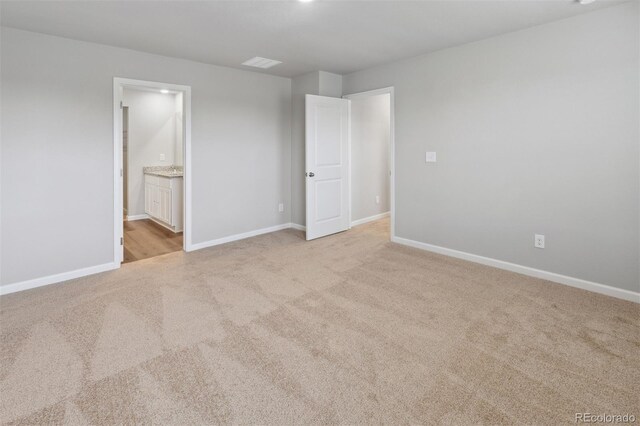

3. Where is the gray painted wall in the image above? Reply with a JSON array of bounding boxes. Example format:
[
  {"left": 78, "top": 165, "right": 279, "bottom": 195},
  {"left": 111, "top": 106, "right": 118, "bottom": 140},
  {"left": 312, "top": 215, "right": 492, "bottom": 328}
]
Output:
[
  {"left": 350, "top": 93, "right": 391, "bottom": 222},
  {"left": 123, "top": 88, "right": 179, "bottom": 217},
  {"left": 319, "top": 71, "right": 343, "bottom": 99},
  {"left": 290, "top": 71, "right": 343, "bottom": 226},
  {"left": 1, "top": 27, "right": 292, "bottom": 286},
  {"left": 343, "top": 3, "right": 639, "bottom": 292}
]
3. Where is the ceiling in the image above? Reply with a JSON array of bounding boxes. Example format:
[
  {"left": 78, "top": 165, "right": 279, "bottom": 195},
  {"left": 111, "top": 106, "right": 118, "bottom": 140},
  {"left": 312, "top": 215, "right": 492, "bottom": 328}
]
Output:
[{"left": 0, "top": 0, "right": 625, "bottom": 78}]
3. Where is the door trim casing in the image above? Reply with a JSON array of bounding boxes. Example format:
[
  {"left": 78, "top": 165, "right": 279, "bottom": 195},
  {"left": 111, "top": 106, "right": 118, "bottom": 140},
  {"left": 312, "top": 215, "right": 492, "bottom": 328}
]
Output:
[{"left": 113, "top": 77, "right": 193, "bottom": 265}]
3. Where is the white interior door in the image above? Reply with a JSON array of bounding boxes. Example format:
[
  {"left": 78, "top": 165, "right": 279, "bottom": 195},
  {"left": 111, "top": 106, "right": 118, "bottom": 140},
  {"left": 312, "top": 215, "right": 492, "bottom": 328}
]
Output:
[{"left": 305, "top": 94, "right": 350, "bottom": 240}]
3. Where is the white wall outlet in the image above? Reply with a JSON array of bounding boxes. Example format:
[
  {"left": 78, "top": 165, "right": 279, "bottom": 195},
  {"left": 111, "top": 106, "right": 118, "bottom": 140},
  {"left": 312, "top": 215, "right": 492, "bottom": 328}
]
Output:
[
  {"left": 159, "top": 153, "right": 165, "bottom": 161},
  {"left": 278, "top": 203, "right": 284, "bottom": 213},
  {"left": 534, "top": 234, "right": 545, "bottom": 249},
  {"left": 375, "top": 195, "right": 380, "bottom": 204},
  {"left": 425, "top": 152, "right": 437, "bottom": 163}
]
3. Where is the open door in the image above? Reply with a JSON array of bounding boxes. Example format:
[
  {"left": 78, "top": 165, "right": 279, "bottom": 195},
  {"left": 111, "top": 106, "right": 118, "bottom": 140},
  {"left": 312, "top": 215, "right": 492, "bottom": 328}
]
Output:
[{"left": 305, "top": 94, "right": 350, "bottom": 240}]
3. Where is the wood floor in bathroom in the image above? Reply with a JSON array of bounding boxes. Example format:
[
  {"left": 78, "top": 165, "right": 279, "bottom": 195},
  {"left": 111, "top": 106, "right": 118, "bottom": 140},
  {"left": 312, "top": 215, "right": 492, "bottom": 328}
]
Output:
[{"left": 123, "top": 219, "right": 183, "bottom": 263}]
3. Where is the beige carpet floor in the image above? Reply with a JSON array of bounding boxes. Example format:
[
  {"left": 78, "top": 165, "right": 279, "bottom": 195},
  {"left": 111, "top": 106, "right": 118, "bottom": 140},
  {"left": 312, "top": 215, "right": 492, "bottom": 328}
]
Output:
[{"left": 1, "top": 218, "right": 638, "bottom": 425}]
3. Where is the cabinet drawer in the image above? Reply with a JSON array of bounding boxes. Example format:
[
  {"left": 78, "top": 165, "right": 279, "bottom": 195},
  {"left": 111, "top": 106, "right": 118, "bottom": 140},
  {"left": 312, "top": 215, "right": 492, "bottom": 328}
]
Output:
[
  {"left": 158, "top": 176, "right": 171, "bottom": 188},
  {"left": 145, "top": 174, "right": 171, "bottom": 188},
  {"left": 144, "top": 174, "right": 159, "bottom": 186}
]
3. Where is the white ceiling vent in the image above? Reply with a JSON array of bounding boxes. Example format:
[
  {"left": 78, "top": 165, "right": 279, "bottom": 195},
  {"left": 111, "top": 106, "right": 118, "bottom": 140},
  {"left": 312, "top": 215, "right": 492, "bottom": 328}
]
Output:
[{"left": 242, "top": 56, "right": 282, "bottom": 69}]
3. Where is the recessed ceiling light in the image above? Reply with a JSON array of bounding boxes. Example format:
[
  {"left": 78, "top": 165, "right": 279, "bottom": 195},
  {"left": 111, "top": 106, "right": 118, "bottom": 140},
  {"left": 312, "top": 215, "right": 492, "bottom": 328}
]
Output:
[
  {"left": 578, "top": 0, "right": 596, "bottom": 4},
  {"left": 242, "top": 56, "right": 282, "bottom": 69},
  {"left": 160, "top": 89, "right": 169, "bottom": 94}
]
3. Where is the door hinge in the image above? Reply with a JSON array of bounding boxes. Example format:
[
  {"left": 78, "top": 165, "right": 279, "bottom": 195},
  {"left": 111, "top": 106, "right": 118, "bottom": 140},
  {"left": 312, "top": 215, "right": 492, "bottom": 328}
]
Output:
[
  {"left": 120, "top": 237, "right": 123, "bottom": 245},
  {"left": 120, "top": 101, "right": 123, "bottom": 109},
  {"left": 120, "top": 168, "right": 123, "bottom": 177}
]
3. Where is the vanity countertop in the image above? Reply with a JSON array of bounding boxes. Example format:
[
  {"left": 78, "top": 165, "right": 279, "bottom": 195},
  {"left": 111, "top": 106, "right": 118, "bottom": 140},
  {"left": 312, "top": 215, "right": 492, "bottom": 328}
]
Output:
[{"left": 143, "top": 166, "right": 183, "bottom": 178}]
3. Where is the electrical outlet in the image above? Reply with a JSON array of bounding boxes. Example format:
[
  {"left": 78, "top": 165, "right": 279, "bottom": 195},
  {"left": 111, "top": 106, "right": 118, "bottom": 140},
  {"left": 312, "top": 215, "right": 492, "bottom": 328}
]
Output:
[
  {"left": 160, "top": 153, "right": 165, "bottom": 161},
  {"left": 278, "top": 203, "right": 284, "bottom": 213},
  {"left": 534, "top": 234, "right": 545, "bottom": 249},
  {"left": 425, "top": 152, "right": 437, "bottom": 163},
  {"left": 375, "top": 195, "right": 380, "bottom": 204}
]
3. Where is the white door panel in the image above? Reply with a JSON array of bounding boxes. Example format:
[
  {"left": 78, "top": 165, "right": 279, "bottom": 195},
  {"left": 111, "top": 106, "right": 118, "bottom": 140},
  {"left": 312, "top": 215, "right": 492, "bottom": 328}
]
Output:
[
  {"left": 315, "top": 107, "right": 342, "bottom": 166},
  {"left": 305, "top": 95, "right": 350, "bottom": 240},
  {"left": 316, "top": 180, "right": 342, "bottom": 221}
]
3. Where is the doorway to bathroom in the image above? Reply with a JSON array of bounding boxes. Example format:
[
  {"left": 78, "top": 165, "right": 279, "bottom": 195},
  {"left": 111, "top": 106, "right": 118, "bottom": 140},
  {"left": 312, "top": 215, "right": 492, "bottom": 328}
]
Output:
[
  {"left": 344, "top": 87, "right": 394, "bottom": 238},
  {"left": 114, "top": 78, "right": 192, "bottom": 265}
]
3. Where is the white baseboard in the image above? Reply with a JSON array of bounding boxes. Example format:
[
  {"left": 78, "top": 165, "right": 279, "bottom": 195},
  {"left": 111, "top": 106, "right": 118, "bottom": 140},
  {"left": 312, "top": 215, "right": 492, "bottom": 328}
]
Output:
[
  {"left": 126, "top": 214, "right": 149, "bottom": 221},
  {"left": 0, "top": 262, "right": 119, "bottom": 296},
  {"left": 290, "top": 223, "right": 306, "bottom": 231},
  {"left": 391, "top": 236, "right": 639, "bottom": 303},
  {"left": 5, "top": 224, "right": 636, "bottom": 305},
  {"left": 148, "top": 217, "right": 182, "bottom": 234},
  {"left": 1, "top": 223, "right": 297, "bottom": 296},
  {"left": 189, "top": 223, "right": 293, "bottom": 251},
  {"left": 351, "top": 211, "right": 390, "bottom": 227}
]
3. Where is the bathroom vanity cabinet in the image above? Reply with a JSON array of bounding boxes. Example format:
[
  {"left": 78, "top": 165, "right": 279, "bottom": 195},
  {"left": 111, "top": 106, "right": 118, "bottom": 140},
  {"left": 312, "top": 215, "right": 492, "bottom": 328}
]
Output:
[{"left": 144, "top": 173, "right": 183, "bottom": 232}]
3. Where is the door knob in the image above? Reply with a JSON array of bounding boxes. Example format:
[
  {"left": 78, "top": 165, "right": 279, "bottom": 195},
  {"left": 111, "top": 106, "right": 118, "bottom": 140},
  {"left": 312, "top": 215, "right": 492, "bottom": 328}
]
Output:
[{"left": 308, "top": 172, "right": 315, "bottom": 177}]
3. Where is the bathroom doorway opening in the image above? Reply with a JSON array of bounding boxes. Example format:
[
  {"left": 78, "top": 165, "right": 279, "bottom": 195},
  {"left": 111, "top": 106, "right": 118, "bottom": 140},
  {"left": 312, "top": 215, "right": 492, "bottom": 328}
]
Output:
[
  {"left": 113, "top": 78, "right": 192, "bottom": 265},
  {"left": 343, "top": 87, "right": 395, "bottom": 240}
]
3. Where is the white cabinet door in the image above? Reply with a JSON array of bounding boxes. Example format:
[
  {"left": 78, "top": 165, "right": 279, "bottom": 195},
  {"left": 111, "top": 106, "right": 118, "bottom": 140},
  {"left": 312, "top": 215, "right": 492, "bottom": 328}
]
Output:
[
  {"left": 144, "top": 176, "right": 178, "bottom": 229},
  {"left": 144, "top": 183, "right": 154, "bottom": 215},
  {"left": 158, "top": 187, "right": 172, "bottom": 224},
  {"left": 145, "top": 185, "right": 161, "bottom": 219}
]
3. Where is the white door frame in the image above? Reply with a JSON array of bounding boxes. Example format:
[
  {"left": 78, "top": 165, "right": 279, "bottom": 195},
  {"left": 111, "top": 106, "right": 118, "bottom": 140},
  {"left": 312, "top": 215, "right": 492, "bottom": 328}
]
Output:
[
  {"left": 113, "top": 77, "right": 193, "bottom": 265},
  {"left": 343, "top": 87, "right": 396, "bottom": 240}
]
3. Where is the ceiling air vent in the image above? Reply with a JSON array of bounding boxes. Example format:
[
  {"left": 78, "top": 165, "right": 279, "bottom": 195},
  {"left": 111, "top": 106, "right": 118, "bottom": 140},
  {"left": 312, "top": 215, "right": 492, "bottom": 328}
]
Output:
[{"left": 242, "top": 57, "right": 282, "bottom": 69}]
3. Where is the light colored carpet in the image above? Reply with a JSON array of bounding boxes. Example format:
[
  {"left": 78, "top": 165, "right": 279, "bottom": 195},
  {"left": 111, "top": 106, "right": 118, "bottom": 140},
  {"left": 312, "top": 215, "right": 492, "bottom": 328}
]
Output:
[{"left": 1, "top": 218, "right": 638, "bottom": 425}]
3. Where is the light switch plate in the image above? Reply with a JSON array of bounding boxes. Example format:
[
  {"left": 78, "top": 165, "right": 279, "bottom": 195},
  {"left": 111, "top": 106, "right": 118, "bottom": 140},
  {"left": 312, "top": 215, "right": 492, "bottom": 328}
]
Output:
[{"left": 425, "top": 152, "right": 437, "bottom": 163}]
